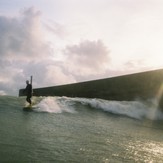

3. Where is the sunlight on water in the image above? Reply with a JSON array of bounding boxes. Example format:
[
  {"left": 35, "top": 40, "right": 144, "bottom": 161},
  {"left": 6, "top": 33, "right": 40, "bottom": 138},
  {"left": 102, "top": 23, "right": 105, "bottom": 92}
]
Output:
[
  {"left": 1, "top": 96, "right": 163, "bottom": 162},
  {"left": 127, "top": 141, "right": 163, "bottom": 162}
]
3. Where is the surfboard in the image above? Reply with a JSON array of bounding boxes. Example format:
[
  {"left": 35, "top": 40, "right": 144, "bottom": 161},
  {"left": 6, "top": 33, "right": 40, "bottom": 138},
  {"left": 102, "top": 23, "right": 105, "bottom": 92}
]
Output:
[{"left": 23, "top": 106, "right": 36, "bottom": 111}]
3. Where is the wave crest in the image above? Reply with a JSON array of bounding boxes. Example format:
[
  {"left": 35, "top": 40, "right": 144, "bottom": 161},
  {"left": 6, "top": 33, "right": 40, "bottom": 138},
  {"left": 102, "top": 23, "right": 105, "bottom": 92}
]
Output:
[{"left": 33, "top": 96, "right": 163, "bottom": 120}]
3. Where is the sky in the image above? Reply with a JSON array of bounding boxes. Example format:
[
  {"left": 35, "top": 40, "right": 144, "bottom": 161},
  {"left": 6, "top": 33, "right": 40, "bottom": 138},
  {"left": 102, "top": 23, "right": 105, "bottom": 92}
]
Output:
[{"left": 0, "top": 0, "right": 163, "bottom": 96}]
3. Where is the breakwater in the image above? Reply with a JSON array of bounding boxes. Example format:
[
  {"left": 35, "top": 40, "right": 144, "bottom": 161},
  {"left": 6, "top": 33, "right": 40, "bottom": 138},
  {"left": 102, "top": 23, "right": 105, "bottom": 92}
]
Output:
[{"left": 19, "top": 69, "right": 163, "bottom": 109}]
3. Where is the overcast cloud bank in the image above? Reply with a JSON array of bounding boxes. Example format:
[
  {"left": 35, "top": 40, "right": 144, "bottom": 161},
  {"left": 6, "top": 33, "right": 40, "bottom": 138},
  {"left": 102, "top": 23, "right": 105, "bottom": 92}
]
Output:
[{"left": 0, "top": 7, "right": 114, "bottom": 95}]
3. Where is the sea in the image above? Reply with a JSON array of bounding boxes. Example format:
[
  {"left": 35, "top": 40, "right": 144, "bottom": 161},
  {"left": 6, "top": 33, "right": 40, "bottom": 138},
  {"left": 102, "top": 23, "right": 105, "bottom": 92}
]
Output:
[{"left": 0, "top": 95, "right": 163, "bottom": 163}]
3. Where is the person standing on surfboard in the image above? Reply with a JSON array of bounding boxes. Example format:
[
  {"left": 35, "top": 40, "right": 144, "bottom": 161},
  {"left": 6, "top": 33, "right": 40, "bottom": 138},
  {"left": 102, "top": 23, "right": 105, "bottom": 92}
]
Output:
[{"left": 24, "top": 80, "right": 32, "bottom": 106}]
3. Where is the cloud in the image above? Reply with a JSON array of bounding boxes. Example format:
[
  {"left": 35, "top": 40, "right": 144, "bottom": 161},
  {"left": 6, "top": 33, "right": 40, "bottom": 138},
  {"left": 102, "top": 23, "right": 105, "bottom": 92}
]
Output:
[
  {"left": 44, "top": 21, "right": 67, "bottom": 39},
  {"left": 45, "top": 65, "right": 76, "bottom": 85},
  {"left": 124, "top": 59, "right": 150, "bottom": 71},
  {"left": 0, "top": 7, "right": 60, "bottom": 95},
  {"left": 0, "top": 7, "right": 51, "bottom": 62},
  {"left": 0, "top": 7, "right": 112, "bottom": 95},
  {"left": 64, "top": 40, "right": 110, "bottom": 77},
  {"left": 22, "top": 60, "right": 76, "bottom": 87}
]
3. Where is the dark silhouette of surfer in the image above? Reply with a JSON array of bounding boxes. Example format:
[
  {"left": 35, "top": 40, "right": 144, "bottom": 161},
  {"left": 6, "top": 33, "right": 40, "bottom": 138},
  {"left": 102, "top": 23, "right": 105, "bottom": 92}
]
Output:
[{"left": 24, "top": 80, "right": 32, "bottom": 106}]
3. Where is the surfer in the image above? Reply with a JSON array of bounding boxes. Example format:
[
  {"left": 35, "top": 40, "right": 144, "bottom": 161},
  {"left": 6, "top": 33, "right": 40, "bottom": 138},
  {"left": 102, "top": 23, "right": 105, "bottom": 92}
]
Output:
[{"left": 24, "top": 80, "right": 32, "bottom": 106}]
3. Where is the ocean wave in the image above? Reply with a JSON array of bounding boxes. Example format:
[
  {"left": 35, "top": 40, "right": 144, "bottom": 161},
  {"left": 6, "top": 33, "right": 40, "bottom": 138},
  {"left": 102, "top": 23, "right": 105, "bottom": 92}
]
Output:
[
  {"left": 33, "top": 96, "right": 76, "bottom": 114},
  {"left": 32, "top": 96, "right": 163, "bottom": 120},
  {"left": 1, "top": 95, "right": 163, "bottom": 120}
]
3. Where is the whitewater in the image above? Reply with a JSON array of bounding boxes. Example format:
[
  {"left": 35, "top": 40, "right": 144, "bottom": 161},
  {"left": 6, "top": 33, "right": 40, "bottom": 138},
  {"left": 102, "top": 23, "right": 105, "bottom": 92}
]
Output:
[{"left": 0, "top": 96, "right": 163, "bottom": 162}]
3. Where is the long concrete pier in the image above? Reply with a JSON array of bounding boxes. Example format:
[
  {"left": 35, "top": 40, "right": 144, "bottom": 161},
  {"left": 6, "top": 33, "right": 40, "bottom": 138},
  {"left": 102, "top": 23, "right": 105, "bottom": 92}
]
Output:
[{"left": 19, "top": 69, "right": 163, "bottom": 109}]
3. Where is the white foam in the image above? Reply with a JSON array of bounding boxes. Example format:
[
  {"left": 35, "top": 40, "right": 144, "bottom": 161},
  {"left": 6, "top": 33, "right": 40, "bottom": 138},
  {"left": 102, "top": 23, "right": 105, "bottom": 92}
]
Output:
[
  {"left": 34, "top": 97, "right": 76, "bottom": 113},
  {"left": 71, "top": 97, "right": 163, "bottom": 120},
  {"left": 33, "top": 96, "right": 163, "bottom": 120}
]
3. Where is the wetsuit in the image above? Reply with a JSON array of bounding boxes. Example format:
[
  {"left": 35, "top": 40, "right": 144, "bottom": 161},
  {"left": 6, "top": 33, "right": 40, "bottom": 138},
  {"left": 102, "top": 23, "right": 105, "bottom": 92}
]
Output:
[{"left": 25, "top": 83, "right": 32, "bottom": 105}]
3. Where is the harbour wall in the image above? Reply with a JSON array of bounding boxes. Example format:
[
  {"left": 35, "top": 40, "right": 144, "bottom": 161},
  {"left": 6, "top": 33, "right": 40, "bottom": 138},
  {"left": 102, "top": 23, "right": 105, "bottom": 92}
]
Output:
[{"left": 19, "top": 69, "right": 163, "bottom": 109}]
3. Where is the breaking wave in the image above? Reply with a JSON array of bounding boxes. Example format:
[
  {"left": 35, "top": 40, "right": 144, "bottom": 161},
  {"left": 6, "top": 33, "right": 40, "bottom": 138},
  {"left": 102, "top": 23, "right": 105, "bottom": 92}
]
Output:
[
  {"left": 33, "top": 97, "right": 76, "bottom": 113},
  {"left": 33, "top": 96, "right": 163, "bottom": 120}
]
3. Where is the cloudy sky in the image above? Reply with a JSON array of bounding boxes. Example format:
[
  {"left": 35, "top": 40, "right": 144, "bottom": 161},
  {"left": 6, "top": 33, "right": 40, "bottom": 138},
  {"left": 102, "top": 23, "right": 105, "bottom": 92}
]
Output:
[{"left": 0, "top": 0, "right": 163, "bottom": 96}]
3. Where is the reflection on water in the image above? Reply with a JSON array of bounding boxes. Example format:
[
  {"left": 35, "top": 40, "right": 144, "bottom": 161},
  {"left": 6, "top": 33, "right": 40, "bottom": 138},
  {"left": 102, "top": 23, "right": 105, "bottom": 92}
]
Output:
[
  {"left": 127, "top": 140, "right": 163, "bottom": 162},
  {"left": 1, "top": 96, "right": 163, "bottom": 162}
]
